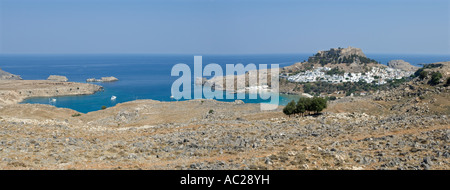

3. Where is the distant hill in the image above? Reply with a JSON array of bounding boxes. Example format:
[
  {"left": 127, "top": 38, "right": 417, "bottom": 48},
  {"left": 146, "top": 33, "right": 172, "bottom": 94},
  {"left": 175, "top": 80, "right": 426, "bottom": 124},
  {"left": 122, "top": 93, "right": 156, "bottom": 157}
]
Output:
[{"left": 0, "top": 68, "right": 22, "bottom": 80}]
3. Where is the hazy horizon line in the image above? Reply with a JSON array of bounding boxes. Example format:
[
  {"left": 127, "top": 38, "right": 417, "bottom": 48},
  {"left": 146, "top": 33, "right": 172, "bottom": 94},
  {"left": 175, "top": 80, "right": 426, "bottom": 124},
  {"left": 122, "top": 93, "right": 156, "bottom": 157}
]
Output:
[{"left": 1, "top": 52, "right": 450, "bottom": 56}]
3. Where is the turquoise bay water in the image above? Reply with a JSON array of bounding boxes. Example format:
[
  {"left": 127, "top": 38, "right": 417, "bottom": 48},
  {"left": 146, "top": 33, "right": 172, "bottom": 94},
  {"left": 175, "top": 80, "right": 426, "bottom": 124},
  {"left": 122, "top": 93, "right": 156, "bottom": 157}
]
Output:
[{"left": 1, "top": 54, "right": 449, "bottom": 113}]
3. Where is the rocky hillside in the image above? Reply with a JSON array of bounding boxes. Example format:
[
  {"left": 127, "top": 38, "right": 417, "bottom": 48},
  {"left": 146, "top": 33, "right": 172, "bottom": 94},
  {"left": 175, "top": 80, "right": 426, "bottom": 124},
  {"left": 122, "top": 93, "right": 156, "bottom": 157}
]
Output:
[
  {"left": 419, "top": 61, "right": 450, "bottom": 78},
  {"left": 0, "top": 68, "right": 22, "bottom": 80}
]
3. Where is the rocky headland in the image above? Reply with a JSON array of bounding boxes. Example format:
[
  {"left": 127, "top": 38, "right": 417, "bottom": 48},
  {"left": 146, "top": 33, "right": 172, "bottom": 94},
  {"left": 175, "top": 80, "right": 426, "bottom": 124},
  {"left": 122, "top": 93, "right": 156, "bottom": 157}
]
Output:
[
  {"left": 0, "top": 80, "right": 103, "bottom": 105},
  {"left": 86, "top": 76, "right": 119, "bottom": 82},
  {"left": 0, "top": 68, "right": 22, "bottom": 80},
  {"left": 387, "top": 60, "right": 419, "bottom": 72},
  {"left": 47, "top": 75, "right": 69, "bottom": 82},
  {"left": 200, "top": 69, "right": 274, "bottom": 93}
]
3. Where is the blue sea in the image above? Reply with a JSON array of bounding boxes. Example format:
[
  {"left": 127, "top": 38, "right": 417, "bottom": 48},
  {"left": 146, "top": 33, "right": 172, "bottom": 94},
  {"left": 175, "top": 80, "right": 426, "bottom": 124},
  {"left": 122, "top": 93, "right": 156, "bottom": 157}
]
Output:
[{"left": 0, "top": 54, "right": 449, "bottom": 113}]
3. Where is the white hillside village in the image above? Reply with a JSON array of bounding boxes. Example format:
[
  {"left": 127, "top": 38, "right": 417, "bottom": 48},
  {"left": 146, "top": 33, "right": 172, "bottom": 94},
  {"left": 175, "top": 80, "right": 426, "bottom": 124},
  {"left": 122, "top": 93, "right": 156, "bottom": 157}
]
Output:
[{"left": 286, "top": 66, "right": 415, "bottom": 85}]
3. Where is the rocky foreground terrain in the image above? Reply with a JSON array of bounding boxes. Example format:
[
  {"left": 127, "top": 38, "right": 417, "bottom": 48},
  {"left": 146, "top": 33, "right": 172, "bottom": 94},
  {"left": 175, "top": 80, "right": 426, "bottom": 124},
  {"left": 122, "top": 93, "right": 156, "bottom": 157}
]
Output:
[{"left": 0, "top": 63, "right": 449, "bottom": 170}]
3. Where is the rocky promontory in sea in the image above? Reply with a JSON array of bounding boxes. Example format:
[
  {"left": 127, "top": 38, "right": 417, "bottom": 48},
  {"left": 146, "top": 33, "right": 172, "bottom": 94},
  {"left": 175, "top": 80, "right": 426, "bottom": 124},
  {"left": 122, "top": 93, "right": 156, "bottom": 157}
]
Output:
[
  {"left": 47, "top": 75, "right": 69, "bottom": 82},
  {"left": 0, "top": 68, "right": 22, "bottom": 80},
  {"left": 0, "top": 80, "right": 103, "bottom": 105},
  {"left": 387, "top": 60, "right": 419, "bottom": 72},
  {"left": 0, "top": 71, "right": 102, "bottom": 105},
  {"left": 86, "top": 76, "right": 119, "bottom": 82},
  {"left": 195, "top": 77, "right": 208, "bottom": 86}
]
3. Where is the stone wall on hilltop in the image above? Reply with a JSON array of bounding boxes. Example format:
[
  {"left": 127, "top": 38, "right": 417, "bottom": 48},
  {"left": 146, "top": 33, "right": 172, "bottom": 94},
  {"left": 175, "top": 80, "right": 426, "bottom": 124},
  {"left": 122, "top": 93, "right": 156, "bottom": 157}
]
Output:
[{"left": 316, "top": 46, "right": 366, "bottom": 59}]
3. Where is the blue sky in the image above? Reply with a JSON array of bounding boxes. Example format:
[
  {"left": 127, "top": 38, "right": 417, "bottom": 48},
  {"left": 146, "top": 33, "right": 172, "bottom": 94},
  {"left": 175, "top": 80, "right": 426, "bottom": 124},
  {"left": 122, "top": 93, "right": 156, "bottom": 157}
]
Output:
[{"left": 0, "top": 0, "right": 449, "bottom": 54}]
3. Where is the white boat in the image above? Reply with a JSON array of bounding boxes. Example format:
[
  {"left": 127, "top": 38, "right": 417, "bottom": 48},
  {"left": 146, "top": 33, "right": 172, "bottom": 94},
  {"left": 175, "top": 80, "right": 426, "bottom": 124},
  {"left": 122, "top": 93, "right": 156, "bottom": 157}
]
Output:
[
  {"left": 49, "top": 98, "right": 57, "bottom": 103},
  {"left": 111, "top": 96, "right": 117, "bottom": 101}
]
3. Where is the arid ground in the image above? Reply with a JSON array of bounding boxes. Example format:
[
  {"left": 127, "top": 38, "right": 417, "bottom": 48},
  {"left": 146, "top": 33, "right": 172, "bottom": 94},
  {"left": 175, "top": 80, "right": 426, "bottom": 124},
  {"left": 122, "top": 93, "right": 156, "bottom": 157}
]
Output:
[{"left": 0, "top": 63, "right": 449, "bottom": 170}]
